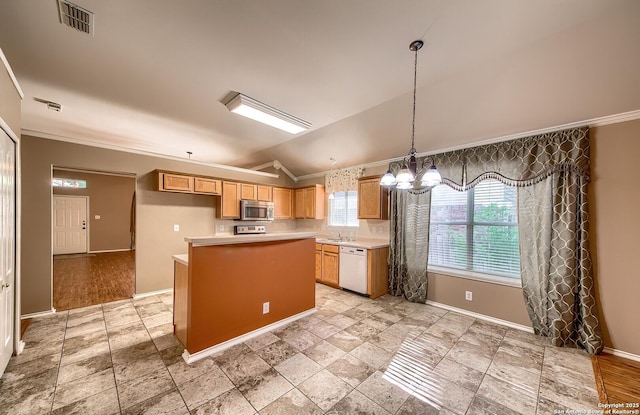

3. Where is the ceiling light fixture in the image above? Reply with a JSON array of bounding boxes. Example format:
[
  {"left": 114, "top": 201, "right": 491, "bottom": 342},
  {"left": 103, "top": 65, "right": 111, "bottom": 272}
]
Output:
[
  {"left": 224, "top": 93, "right": 311, "bottom": 134},
  {"left": 380, "top": 40, "right": 441, "bottom": 190}
]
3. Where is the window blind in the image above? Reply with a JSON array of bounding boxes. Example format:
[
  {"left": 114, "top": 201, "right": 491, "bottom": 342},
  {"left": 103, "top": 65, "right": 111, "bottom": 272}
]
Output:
[
  {"left": 428, "top": 179, "right": 520, "bottom": 279},
  {"left": 329, "top": 191, "right": 359, "bottom": 227}
]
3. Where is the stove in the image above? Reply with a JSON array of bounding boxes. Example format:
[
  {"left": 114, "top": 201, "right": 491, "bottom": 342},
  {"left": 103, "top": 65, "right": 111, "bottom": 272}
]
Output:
[{"left": 234, "top": 225, "right": 266, "bottom": 235}]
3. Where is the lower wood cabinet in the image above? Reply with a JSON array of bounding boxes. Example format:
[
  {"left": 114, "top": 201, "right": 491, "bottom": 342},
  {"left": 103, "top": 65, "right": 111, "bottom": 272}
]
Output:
[
  {"left": 367, "top": 247, "right": 389, "bottom": 299},
  {"left": 315, "top": 244, "right": 322, "bottom": 281},
  {"left": 173, "top": 261, "right": 188, "bottom": 345},
  {"left": 315, "top": 243, "right": 340, "bottom": 288}
]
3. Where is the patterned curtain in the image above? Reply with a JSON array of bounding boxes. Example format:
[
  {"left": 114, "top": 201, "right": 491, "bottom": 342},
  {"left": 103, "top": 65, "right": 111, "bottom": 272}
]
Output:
[
  {"left": 385, "top": 127, "right": 603, "bottom": 353},
  {"left": 325, "top": 167, "right": 364, "bottom": 193},
  {"left": 388, "top": 188, "right": 431, "bottom": 302}
]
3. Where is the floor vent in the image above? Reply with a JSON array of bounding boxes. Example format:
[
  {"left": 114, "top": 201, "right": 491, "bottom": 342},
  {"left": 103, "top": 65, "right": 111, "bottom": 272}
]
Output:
[{"left": 58, "top": 0, "right": 94, "bottom": 36}]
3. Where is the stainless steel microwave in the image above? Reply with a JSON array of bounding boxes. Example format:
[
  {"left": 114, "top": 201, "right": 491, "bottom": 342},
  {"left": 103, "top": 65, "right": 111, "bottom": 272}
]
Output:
[{"left": 240, "top": 200, "right": 274, "bottom": 221}]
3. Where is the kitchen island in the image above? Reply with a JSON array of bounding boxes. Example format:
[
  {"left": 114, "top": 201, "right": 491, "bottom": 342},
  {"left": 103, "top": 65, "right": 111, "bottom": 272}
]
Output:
[{"left": 173, "top": 232, "right": 316, "bottom": 363}]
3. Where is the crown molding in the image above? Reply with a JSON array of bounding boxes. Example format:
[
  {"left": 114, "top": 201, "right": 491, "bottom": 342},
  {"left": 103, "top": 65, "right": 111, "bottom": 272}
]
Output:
[
  {"left": 22, "top": 129, "right": 280, "bottom": 179},
  {"left": 296, "top": 109, "right": 640, "bottom": 182}
]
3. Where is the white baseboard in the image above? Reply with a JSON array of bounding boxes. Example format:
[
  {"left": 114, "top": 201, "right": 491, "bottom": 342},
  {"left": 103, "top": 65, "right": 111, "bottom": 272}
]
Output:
[
  {"left": 425, "top": 300, "right": 534, "bottom": 333},
  {"left": 89, "top": 248, "right": 133, "bottom": 254},
  {"left": 21, "top": 308, "right": 57, "bottom": 319},
  {"left": 603, "top": 347, "right": 640, "bottom": 363},
  {"left": 133, "top": 289, "right": 173, "bottom": 299},
  {"left": 182, "top": 308, "right": 317, "bottom": 364}
]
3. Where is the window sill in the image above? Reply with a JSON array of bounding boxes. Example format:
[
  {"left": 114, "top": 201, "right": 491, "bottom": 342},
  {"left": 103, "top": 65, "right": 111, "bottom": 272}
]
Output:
[{"left": 427, "top": 266, "right": 522, "bottom": 288}]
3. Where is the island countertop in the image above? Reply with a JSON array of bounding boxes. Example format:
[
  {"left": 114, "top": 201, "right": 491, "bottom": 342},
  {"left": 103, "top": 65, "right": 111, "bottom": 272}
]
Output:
[{"left": 184, "top": 231, "right": 316, "bottom": 247}]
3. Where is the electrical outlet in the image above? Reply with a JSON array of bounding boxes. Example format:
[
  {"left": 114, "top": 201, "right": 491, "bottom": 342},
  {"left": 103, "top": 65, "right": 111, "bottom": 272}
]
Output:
[
  {"left": 94, "top": 215, "right": 101, "bottom": 220},
  {"left": 173, "top": 224, "right": 179, "bottom": 232},
  {"left": 465, "top": 291, "right": 473, "bottom": 301},
  {"left": 262, "top": 302, "right": 270, "bottom": 314},
  {"left": 218, "top": 225, "right": 225, "bottom": 232}
]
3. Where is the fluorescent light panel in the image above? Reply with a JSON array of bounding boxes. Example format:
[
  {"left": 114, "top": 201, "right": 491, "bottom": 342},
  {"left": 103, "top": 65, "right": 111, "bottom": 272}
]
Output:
[{"left": 225, "top": 93, "right": 311, "bottom": 134}]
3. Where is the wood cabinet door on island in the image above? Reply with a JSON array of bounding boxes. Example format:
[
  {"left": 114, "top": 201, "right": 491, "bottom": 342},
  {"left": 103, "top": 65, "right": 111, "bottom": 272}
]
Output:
[
  {"left": 217, "top": 181, "right": 241, "bottom": 219},
  {"left": 315, "top": 244, "right": 322, "bottom": 282},
  {"left": 358, "top": 176, "right": 389, "bottom": 219},
  {"left": 273, "top": 187, "right": 293, "bottom": 219}
]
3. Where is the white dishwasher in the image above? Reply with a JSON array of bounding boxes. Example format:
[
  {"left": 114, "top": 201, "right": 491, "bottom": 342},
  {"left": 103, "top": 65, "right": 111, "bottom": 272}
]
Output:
[{"left": 339, "top": 246, "right": 368, "bottom": 295}]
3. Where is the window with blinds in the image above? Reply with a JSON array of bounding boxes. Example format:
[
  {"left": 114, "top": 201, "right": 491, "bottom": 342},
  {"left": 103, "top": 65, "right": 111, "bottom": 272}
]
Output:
[
  {"left": 428, "top": 179, "right": 520, "bottom": 281},
  {"left": 328, "top": 191, "right": 359, "bottom": 227}
]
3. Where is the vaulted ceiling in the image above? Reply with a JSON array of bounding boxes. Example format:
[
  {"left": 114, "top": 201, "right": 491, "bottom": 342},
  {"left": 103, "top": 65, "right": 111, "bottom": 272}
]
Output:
[{"left": 1, "top": 1, "right": 639, "bottom": 176}]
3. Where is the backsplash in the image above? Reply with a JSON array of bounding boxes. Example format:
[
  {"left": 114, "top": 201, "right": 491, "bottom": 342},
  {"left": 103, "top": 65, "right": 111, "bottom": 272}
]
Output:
[
  {"left": 212, "top": 217, "right": 389, "bottom": 241},
  {"left": 296, "top": 218, "right": 390, "bottom": 241},
  {"left": 214, "top": 218, "right": 297, "bottom": 234}
]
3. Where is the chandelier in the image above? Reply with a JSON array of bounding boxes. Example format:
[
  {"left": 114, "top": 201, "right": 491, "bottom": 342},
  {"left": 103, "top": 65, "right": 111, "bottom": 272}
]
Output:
[{"left": 380, "top": 40, "right": 441, "bottom": 190}]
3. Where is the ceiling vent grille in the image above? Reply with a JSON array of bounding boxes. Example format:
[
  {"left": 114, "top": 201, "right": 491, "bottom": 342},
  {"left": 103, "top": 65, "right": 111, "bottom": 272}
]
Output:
[{"left": 58, "top": 0, "right": 94, "bottom": 36}]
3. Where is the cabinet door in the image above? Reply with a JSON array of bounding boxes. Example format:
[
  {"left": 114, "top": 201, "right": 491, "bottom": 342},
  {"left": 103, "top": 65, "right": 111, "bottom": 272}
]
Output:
[
  {"left": 303, "top": 187, "right": 316, "bottom": 219},
  {"left": 257, "top": 185, "right": 273, "bottom": 202},
  {"left": 322, "top": 250, "right": 340, "bottom": 286},
  {"left": 273, "top": 187, "right": 293, "bottom": 219},
  {"left": 358, "top": 177, "right": 388, "bottom": 219},
  {"left": 194, "top": 177, "right": 221, "bottom": 195},
  {"left": 241, "top": 183, "right": 257, "bottom": 200},
  {"left": 315, "top": 249, "right": 322, "bottom": 282},
  {"left": 294, "top": 188, "right": 305, "bottom": 219},
  {"left": 161, "top": 173, "right": 193, "bottom": 192},
  {"left": 174, "top": 261, "right": 188, "bottom": 345},
  {"left": 218, "top": 181, "right": 241, "bottom": 219}
]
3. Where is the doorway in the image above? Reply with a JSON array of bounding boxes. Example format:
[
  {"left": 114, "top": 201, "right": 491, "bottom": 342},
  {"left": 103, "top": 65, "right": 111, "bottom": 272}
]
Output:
[
  {"left": 52, "top": 168, "right": 136, "bottom": 311},
  {"left": 0, "top": 128, "right": 16, "bottom": 376}
]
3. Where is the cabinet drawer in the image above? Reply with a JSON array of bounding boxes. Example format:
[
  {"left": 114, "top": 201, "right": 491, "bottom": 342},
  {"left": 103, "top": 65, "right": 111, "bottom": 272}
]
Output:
[
  {"left": 315, "top": 243, "right": 322, "bottom": 251},
  {"left": 323, "top": 244, "right": 339, "bottom": 254}
]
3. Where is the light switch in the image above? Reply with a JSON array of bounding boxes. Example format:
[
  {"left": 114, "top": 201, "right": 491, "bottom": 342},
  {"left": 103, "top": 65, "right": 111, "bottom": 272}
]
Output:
[
  {"left": 94, "top": 215, "right": 101, "bottom": 220},
  {"left": 173, "top": 224, "right": 180, "bottom": 232}
]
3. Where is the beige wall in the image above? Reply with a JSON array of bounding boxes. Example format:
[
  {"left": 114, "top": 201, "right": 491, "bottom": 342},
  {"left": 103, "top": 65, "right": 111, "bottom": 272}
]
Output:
[
  {"left": 589, "top": 120, "right": 640, "bottom": 356},
  {"left": 20, "top": 135, "right": 295, "bottom": 314},
  {"left": 52, "top": 169, "right": 136, "bottom": 252}
]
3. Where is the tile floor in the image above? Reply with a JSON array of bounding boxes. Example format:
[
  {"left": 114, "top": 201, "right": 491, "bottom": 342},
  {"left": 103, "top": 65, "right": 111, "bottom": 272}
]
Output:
[{"left": 0, "top": 284, "right": 600, "bottom": 414}]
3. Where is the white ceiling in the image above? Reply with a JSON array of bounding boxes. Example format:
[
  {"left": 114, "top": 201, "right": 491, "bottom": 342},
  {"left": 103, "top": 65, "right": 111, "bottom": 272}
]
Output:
[{"left": 1, "top": 0, "right": 639, "bottom": 176}]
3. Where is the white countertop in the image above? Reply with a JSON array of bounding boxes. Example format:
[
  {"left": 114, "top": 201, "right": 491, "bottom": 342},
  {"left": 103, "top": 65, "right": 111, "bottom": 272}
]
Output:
[
  {"left": 185, "top": 232, "right": 317, "bottom": 247},
  {"left": 172, "top": 254, "right": 188, "bottom": 265},
  {"left": 315, "top": 238, "right": 389, "bottom": 249}
]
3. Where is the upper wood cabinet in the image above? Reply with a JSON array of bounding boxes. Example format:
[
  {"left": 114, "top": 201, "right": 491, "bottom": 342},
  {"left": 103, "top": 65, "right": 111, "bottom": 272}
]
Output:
[
  {"left": 358, "top": 176, "right": 389, "bottom": 220},
  {"left": 273, "top": 187, "right": 293, "bottom": 219},
  {"left": 240, "top": 183, "right": 257, "bottom": 200},
  {"left": 294, "top": 185, "right": 325, "bottom": 219},
  {"left": 194, "top": 177, "right": 221, "bottom": 195},
  {"left": 158, "top": 172, "right": 194, "bottom": 193},
  {"left": 216, "top": 181, "right": 241, "bottom": 219},
  {"left": 257, "top": 185, "right": 273, "bottom": 202}
]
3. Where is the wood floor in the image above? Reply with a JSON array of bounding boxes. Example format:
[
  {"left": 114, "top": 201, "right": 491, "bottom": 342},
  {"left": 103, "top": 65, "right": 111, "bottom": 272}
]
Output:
[
  {"left": 53, "top": 251, "right": 135, "bottom": 311},
  {"left": 592, "top": 352, "right": 640, "bottom": 405}
]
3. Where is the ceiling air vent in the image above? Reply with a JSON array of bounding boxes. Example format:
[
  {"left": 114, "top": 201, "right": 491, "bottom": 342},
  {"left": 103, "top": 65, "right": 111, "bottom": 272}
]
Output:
[{"left": 58, "top": 0, "right": 94, "bottom": 36}]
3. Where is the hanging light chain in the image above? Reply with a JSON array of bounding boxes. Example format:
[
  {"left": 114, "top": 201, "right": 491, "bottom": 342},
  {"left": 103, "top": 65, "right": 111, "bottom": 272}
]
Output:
[{"left": 410, "top": 42, "right": 418, "bottom": 155}]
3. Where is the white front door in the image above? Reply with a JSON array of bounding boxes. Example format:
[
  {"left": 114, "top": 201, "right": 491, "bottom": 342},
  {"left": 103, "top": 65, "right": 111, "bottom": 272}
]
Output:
[
  {"left": 53, "top": 196, "right": 88, "bottom": 255},
  {"left": 0, "top": 129, "right": 16, "bottom": 376}
]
